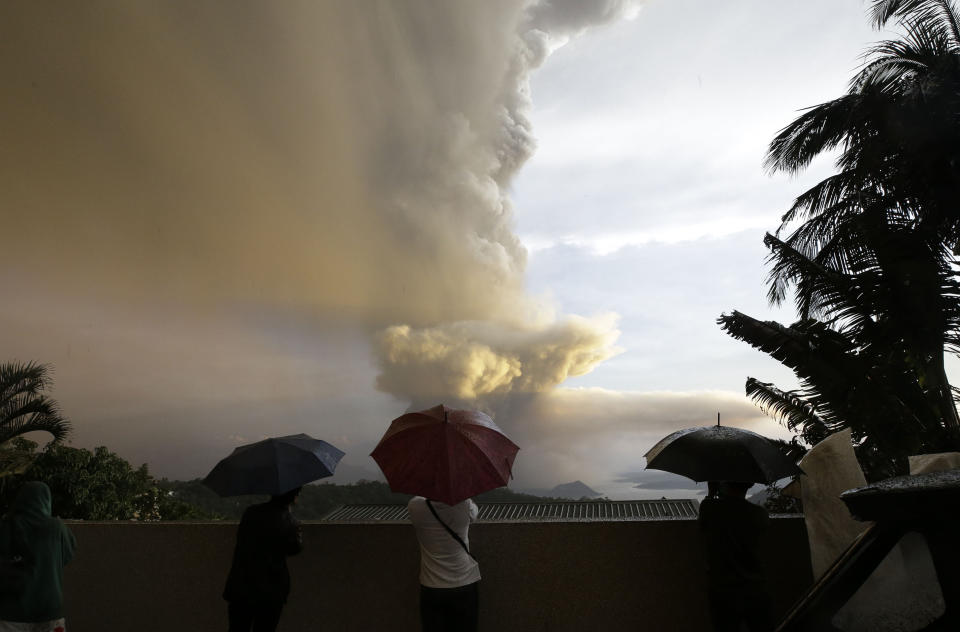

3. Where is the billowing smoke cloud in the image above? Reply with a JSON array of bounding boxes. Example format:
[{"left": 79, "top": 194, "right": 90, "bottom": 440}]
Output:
[
  {"left": 1, "top": 1, "right": 537, "bottom": 324},
  {"left": 0, "top": 1, "right": 649, "bottom": 479},
  {"left": 0, "top": 0, "right": 638, "bottom": 345},
  {"left": 370, "top": 0, "right": 643, "bottom": 403},
  {"left": 375, "top": 315, "right": 621, "bottom": 400},
  {"left": 523, "top": 0, "right": 643, "bottom": 65}
]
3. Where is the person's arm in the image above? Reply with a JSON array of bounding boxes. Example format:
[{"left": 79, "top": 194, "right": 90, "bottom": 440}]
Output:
[
  {"left": 281, "top": 510, "right": 303, "bottom": 556},
  {"left": 698, "top": 496, "right": 715, "bottom": 526},
  {"left": 467, "top": 499, "right": 479, "bottom": 522},
  {"left": 60, "top": 521, "right": 77, "bottom": 566},
  {"left": 0, "top": 519, "right": 12, "bottom": 559},
  {"left": 756, "top": 505, "right": 770, "bottom": 531}
]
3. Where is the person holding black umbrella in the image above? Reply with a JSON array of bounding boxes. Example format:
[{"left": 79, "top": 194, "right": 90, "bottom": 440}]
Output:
[
  {"left": 204, "top": 432, "right": 344, "bottom": 632},
  {"left": 222, "top": 486, "right": 303, "bottom": 632},
  {"left": 699, "top": 481, "right": 773, "bottom": 632},
  {"left": 644, "top": 419, "right": 799, "bottom": 631}
]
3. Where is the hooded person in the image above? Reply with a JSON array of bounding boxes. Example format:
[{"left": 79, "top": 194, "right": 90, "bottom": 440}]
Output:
[{"left": 0, "top": 481, "right": 77, "bottom": 632}]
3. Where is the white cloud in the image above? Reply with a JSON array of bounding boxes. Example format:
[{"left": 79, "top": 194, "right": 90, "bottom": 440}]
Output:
[
  {"left": 496, "top": 386, "right": 793, "bottom": 496},
  {"left": 512, "top": 0, "right": 874, "bottom": 247}
]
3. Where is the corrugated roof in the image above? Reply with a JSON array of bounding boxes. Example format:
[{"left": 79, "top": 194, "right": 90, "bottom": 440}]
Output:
[{"left": 318, "top": 500, "right": 699, "bottom": 523}]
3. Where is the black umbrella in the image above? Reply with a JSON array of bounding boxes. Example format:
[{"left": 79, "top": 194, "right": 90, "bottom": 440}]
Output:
[
  {"left": 203, "top": 433, "right": 345, "bottom": 497},
  {"left": 644, "top": 425, "right": 802, "bottom": 484}
]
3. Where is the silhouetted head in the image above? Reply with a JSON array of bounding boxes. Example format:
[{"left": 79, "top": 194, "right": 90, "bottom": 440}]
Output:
[
  {"left": 270, "top": 486, "right": 301, "bottom": 506},
  {"left": 718, "top": 481, "right": 752, "bottom": 499},
  {"left": 12, "top": 481, "right": 53, "bottom": 520}
]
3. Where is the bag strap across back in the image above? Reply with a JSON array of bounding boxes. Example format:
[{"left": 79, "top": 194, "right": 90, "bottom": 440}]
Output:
[{"left": 426, "top": 499, "right": 477, "bottom": 563}]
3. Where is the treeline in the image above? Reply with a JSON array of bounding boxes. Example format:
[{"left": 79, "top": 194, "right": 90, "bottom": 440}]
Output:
[
  {"left": 158, "top": 479, "right": 412, "bottom": 520},
  {"left": 0, "top": 437, "right": 563, "bottom": 521},
  {"left": 0, "top": 438, "right": 210, "bottom": 520},
  {"left": 160, "top": 478, "right": 563, "bottom": 520}
]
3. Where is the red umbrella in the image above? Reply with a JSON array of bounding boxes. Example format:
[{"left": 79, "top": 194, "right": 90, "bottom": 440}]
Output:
[{"left": 370, "top": 404, "right": 519, "bottom": 505}]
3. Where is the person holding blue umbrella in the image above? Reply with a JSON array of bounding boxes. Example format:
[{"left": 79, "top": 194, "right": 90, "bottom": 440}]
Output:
[
  {"left": 222, "top": 486, "right": 304, "bottom": 632},
  {"left": 204, "top": 434, "right": 344, "bottom": 632}
]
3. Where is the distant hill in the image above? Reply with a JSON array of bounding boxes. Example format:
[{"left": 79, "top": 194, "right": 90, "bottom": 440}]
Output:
[
  {"left": 322, "top": 463, "right": 385, "bottom": 484},
  {"left": 473, "top": 487, "right": 561, "bottom": 503},
  {"left": 548, "top": 480, "right": 600, "bottom": 499}
]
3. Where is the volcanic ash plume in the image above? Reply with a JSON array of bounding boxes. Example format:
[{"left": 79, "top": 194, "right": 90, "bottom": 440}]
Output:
[
  {"left": 0, "top": 1, "right": 643, "bottom": 451},
  {"left": 371, "top": 0, "right": 643, "bottom": 404},
  {"left": 375, "top": 315, "right": 622, "bottom": 401}
]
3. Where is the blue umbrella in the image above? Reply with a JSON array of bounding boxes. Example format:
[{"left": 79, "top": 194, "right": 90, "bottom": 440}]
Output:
[{"left": 203, "top": 433, "right": 345, "bottom": 496}]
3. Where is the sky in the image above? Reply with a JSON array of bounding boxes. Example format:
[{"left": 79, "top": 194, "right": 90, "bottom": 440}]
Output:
[{"left": 0, "top": 1, "right": 888, "bottom": 498}]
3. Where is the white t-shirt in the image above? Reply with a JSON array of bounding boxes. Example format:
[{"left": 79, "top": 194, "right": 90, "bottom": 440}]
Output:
[{"left": 407, "top": 496, "right": 480, "bottom": 588}]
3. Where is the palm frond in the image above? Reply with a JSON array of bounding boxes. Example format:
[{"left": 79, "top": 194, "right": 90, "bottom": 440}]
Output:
[
  {"left": 0, "top": 411, "right": 70, "bottom": 444},
  {"left": 0, "top": 362, "right": 52, "bottom": 408},
  {"left": 763, "top": 234, "right": 877, "bottom": 330},
  {"left": 765, "top": 94, "right": 862, "bottom": 175},
  {"left": 717, "top": 312, "right": 856, "bottom": 378},
  {"left": 744, "top": 378, "right": 832, "bottom": 443},
  {"left": 853, "top": 39, "right": 937, "bottom": 92},
  {"left": 0, "top": 361, "right": 70, "bottom": 444},
  {"left": 778, "top": 170, "right": 864, "bottom": 230},
  {"left": 870, "top": 0, "right": 960, "bottom": 47},
  {"left": 779, "top": 200, "right": 873, "bottom": 268}
]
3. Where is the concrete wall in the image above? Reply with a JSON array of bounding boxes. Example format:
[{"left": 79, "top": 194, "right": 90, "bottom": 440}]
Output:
[{"left": 62, "top": 518, "right": 812, "bottom": 631}]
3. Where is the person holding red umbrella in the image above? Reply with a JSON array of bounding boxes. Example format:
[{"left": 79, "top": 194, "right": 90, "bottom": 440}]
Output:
[
  {"left": 371, "top": 404, "right": 519, "bottom": 632},
  {"left": 407, "top": 495, "right": 480, "bottom": 631}
]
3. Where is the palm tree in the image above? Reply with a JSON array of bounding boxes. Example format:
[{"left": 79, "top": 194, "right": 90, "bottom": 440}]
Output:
[
  {"left": 762, "top": 1, "right": 960, "bottom": 430},
  {"left": 766, "top": 199, "right": 960, "bottom": 428},
  {"left": 0, "top": 362, "right": 70, "bottom": 445},
  {"left": 720, "top": 221, "right": 960, "bottom": 477},
  {"left": 770, "top": 1, "right": 960, "bottom": 426},
  {"left": 721, "top": 0, "right": 960, "bottom": 477},
  {"left": 766, "top": 0, "right": 960, "bottom": 248},
  {"left": 720, "top": 304, "right": 959, "bottom": 479}
]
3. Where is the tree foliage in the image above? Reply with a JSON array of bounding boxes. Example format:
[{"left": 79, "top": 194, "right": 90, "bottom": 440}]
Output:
[
  {"left": 721, "top": 0, "right": 960, "bottom": 479},
  {"left": 0, "top": 438, "right": 211, "bottom": 520},
  {"left": 0, "top": 362, "right": 70, "bottom": 446},
  {"left": 761, "top": 483, "right": 803, "bottom": 515}
]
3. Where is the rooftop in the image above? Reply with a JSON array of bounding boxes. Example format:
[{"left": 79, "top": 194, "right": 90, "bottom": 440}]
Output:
[{"left": 318, "top": 499, "right": 699, "bottom": 523}]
